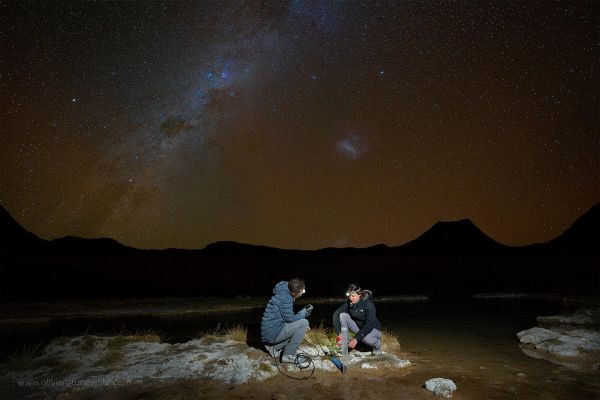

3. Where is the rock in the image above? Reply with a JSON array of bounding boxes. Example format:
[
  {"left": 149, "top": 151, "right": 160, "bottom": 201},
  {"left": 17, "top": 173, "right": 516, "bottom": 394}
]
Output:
[
  {"left": 519, "top": 345, "right": 585, "bottom": 370},
  {"left": 516, "top": 327, "right": 560, "bottom": 344},
  {"left": 567, "top": 329, "right": 600, "bottom": 350},
  {"left": 518, "top": 309, "right": 600, "bottom": 370},
  {"left": 537, "top": 309, "right": 599, "bottom": 325},
  {"left": 424, "top": 378, "right": 457, "bottom": 398},
  {"left": 0, "top": 335, "right": 412, "bottom": 394},
  {"left": 523, "top": 329, "right": 600, "bottom": 357},
  {"left": 341, "top": 350, "right": 411, "bottom": 370}
]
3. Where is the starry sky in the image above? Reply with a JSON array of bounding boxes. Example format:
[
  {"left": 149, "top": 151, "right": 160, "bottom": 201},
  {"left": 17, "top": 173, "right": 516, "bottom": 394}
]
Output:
[{"left": 1, "top": 1, "right": 598, "bottom": 250}]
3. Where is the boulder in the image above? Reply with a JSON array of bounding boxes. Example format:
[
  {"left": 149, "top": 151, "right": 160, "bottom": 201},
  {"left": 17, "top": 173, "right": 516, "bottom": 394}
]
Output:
[
  {"left": 424, "top": 378, "right": 457, "bottom": 398},
  {"left": 518, "top": 328, "right": 600, "bottom": 358},
  {"left": 516, "top": 327, "right": 560, "bottom": 344}
]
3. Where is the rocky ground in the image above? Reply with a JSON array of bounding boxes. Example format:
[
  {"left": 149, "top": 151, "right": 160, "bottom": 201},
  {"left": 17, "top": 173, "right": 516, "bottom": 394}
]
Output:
[
  {"left": 0, "top": 330, "right": 423, "bottom": 400},
  {"left": 517, "top": 307, "right": 600, "bottom": 370}
]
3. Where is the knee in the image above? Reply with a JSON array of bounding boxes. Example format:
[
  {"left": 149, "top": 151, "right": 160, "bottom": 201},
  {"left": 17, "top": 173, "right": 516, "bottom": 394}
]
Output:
[
  {"left": 300, "top": 318, "right": 309, "bottom": 329},
  {"left": 339, "top": 312, "right": 350, "bottom": 322}
]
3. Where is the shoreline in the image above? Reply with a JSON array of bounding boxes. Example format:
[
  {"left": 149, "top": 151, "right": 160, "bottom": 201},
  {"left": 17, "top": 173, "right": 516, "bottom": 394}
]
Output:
[{"left": 0, "top": 295, "right": 430, "bottom": 326}]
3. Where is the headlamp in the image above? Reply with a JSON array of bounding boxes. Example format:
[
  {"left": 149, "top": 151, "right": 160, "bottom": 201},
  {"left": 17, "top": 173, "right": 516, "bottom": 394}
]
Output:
[{"left": 301, "top": 288, "right": 306, "bottom": 294}]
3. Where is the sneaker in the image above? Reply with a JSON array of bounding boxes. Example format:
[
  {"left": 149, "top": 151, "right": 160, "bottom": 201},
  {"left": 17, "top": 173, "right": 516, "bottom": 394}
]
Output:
[
  {"left": 265, "top": 344, "right": 281, "bottom": 358},
  {"left": 281, "top": 354, "right": 296, "bottom": 363},
  {"left": 372, "top": 348, "right": 383, "bottom": 356}
]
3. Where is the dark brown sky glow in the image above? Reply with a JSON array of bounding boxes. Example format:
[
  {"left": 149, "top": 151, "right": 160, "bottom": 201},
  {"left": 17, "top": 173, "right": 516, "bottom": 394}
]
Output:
[{"left": 1, "top": 1, "right": 598, "bottom": 250}]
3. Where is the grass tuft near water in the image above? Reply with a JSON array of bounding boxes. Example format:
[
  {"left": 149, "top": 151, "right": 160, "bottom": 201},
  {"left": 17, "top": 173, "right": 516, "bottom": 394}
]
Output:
[
  {"left": 92, "top": 334, "right": 160, "bottom": 370},
  {"left": 198, "top": 323, "right": 248, "bottom": 343},
  {"left": 224, "top": 324, "right": 248, "bottom": 342},
  {"left": 6, "top": 342, "right": 44, "bottom": 370},
  {"left": 381, "top": 329, "right": 401, "bottom": 352}
]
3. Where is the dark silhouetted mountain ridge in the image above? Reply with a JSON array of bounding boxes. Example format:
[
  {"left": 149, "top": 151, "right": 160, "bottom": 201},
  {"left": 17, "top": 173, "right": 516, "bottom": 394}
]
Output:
[{"left": 398, "top": 218, "right": 508, "bottom": 255}]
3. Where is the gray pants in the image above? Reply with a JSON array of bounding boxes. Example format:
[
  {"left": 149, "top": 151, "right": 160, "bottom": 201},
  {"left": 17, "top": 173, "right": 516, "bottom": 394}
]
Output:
[
  {"left": 340, "top": 312, "right": 381, "bottom": 350},
  {"left": 272, "top": 319, "right": 309, "bottom": 357}
]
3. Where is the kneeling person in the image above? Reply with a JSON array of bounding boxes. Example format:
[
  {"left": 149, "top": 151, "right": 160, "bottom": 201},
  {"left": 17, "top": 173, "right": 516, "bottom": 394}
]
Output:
[
  {"left": 333, "top": 283, "right": 382, "bottom": 354},
  {"left": 261, "top": 278, "right": 312, "bottom": 362}
]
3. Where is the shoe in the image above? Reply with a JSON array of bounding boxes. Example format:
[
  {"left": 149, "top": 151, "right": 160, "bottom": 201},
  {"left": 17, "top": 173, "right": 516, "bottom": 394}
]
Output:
[
  {"left": 265, "top": 344, "right": 281, "bottom": 358},
  {"left": 281, "top": 354, "right": 296, "bottom": 363}
]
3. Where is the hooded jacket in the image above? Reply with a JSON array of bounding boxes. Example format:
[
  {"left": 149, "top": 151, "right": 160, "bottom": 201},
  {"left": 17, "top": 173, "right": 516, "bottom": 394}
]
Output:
[
  {"left": 333, "top": 291, "right": 382, "bottom": 342},
  {"left": 261, "top": 281, "right": 307, "bottom": 344}
]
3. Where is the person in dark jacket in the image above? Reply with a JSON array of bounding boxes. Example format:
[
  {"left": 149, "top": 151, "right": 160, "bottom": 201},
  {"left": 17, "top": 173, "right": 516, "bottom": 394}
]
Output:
[
  {"left": 261, "top": 278, "right": 313, "bottom": 362},
  {"left": 333, "top": 283, "right": 382, "bottom": 354}
]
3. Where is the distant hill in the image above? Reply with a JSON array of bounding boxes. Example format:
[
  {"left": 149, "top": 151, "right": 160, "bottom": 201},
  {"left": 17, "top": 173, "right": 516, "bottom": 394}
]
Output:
[
  {"left": 48, "top": 235, "right": 137, "bottom": 256},
  {"left": 0, "top": 203, "right": 598, "bottom": 300},
  {"left": 1, "top": 204, "right": 599, "bottom": 257}
]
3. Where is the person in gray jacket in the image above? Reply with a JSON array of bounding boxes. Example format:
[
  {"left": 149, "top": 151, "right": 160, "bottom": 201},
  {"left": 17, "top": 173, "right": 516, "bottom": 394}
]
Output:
[
  {"left": 261, "top": 278, "right": 313, "bottom": 362},
  {"left": 333, "top": 283, "right": 382, "bottom": 354}
]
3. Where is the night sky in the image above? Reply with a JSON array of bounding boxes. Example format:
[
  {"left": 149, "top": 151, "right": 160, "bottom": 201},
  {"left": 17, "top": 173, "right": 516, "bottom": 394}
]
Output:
[{"left": 1, "top": 1, "right": 598, "bottom": 250}]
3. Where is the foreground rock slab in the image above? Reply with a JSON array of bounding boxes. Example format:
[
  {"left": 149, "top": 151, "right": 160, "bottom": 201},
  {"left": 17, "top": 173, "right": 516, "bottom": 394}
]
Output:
[{"left": 1, "top": 335, "right": 411, "bottom": 393}]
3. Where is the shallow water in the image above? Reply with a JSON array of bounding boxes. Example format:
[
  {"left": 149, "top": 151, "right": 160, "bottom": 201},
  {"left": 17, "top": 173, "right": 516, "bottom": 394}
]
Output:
[{"left": 2, "top": 299, "right": 599, "bottom": 399}]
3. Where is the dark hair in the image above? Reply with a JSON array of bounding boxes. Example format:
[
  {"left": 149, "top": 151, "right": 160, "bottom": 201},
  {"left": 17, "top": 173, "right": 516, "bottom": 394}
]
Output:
[
  {"left": 347, "top": 284, "right": 373, "bottom": 299},
  {"left": 347, "top": 283, "right": 362, "bottom": 294},
  {"left": 288, "top": 278, "right": 305, "bottom": 294}
]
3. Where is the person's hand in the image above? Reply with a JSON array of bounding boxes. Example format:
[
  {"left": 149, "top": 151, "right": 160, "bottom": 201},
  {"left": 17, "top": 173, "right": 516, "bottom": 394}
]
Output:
[{"left": 348, "top": 338, "right": 358, "bottom": 349}]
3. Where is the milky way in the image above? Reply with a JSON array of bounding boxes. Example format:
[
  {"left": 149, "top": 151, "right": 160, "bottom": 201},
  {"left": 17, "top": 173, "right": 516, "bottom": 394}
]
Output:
[{"left": 1, "top": 1, "right": 598, "bottom": 249}]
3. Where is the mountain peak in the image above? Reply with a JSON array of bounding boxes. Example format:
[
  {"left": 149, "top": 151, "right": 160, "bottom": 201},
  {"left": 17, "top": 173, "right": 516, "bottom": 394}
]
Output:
[
  {"left": 401, "top": 218, "right": 505, "bottom": 254},
  {"left": 0, "top": 205, "right": 45, "bottom": 252},
  {"left": 545, "top": 203, "right": 600, "bottom": 254}
]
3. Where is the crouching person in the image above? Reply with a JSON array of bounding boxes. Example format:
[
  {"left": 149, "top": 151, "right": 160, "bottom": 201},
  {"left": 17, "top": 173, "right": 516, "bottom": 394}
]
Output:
[
  {"left": 261, "top": 278, "right": 313, "bottom": 363},
  {"left": 333, "top": 283, "right": 382, "bottom": 354}
]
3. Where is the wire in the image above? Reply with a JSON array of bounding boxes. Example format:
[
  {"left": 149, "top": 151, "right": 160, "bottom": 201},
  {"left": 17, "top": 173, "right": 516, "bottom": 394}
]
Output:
[
  {"left": 267, "top": 330, "right": 336, "bottom": 380},
  {"left": 268, "top": 350, "right": 315, "bottom": 380}
]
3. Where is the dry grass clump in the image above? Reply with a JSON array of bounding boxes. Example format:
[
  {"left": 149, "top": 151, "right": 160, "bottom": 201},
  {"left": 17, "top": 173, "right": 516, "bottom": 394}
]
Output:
[
  {"left": 106, "top": 334, "right": 161, "bottom": 350},
  {"left": 6, "top": 341, "right": 44, "bottom": 370},
  {"left": 198, "top": 323, "right": 248, "bottom": 343},
  {"left": 49, "top": 359, "right": 80, "bottom": 377},
  {"left": 93, "top": 351, "right": 124, "bottom": 369},
  {"left": 224, "top": 324, "right": 247, "bottom": 342},
  {"left": 6, "top": 342, "right": 81, "bottom": 376},
  {"left": 305, "top": 324, "right": 335, "bottom": 347},
  {"left": 79, "top": 335, "right": 98, "bottom": 353},
  {"left": 93, "top": 334, "right": 160, "bottom": 370},
  {"left": 48, "top": 336, "right": 72, "bottom": 347},
  {"left": 381, "top": 329, "right": 401, "bottom": 352}
]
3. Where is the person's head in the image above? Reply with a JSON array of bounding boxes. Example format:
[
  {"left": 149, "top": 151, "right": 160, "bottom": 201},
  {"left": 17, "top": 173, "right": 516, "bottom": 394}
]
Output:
[
  {"left": 346, "top": 283, "right": 362, "bottom": 304},
  {"left": 288, "top": 278, "right": 306, "bottom": 299}
]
